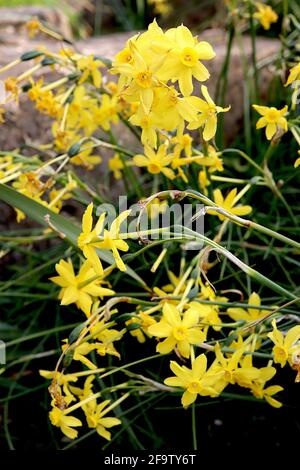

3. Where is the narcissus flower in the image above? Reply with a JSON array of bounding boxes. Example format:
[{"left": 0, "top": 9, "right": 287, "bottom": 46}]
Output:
[
  {"left": 164, "top": 354, "right": 221, "bottom": 407},
  {"left": 252, "top": 104, "right": 288, "bottom": 140},
  {"left": 108, "top": 153, "right": 124, "bottom": 179},
  {"left": 148, "top": 302, "right": 205, "bottom": 358},
  {"left": 238, "top": 355, "right": 283, "bottom": 407},
  {"left": 285, "top": 62, "right": 300, "bottom": 87},
  {"left": 84, "top": 399, "right": 121, "bottom": 440},
  {"left": 78, "top": 203, "right": 131, "bottom": 273},
  {"left": 113, "top": 41, "right": 162, "bottom": 112},
  {"left": 188, "top": 86, "right": 230, "bottom": 141},
  {"left": 129, "top": 108, "right": 159, "bottom": 148},
  {"left": 96, "top": 209, "right": 131, "bottom": 272},
  {"left": 186, "top": 302, "right": 222, "bottom": 332},
  {"left": 152, "top": 87, "right": 199, "bottom": 132},
  {"left": 196, "top": 145, "right": 224, "bottom": 173},
  {"left": 158, "top": 25, "right": 216, "bottom": 96},
  {"left": 209, "top": 187, "right": 252, "bottom": 221},
  {"left": 27, "top": 79, "right": 61, "bottom": 117},
  {"left": 227, "top": 292, "right": 269, "bottom": 323},
  {"left": 50, "top": 259, "right": 114, "bottom": 316},
  {"left": 210, "top": 343, "right": 261, "bottom": 392},
  {"left": 77, "top": 203, "right": 106, "bottom": 275},
  {"left": 77, "top": 55, "right": 104, "bottom": 88},
  {"left": 254, "top": 2, "right": 278, "bottom": 30},
  {"left": 133, "top": 144, "right": 175, "bottom": 179},
  {"left": 49, "top": 407, "right": 82, "bottom": 439},
  {"left": 126, "top": 311, "right": 157, "bottom": 343},
  {"left": 250, "top": 367, "right": 283, "bottom": 408},
  {"left": 268, "top": 320, "right": 300, "bottom": 368}
]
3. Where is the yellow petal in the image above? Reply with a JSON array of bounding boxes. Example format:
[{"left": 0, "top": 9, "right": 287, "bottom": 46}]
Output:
[
  {"left": 181, "top": 390, "right": 197, "bottom": 408},
  {"left": 82, "top": 203, "right": 93, "bottom": 233},
  {"left": 163, "top": 302, "right": 181, "bottom": 326},
  {"left": 156, "top": 336, "right": 176, "bottom": 354},
  {"left": 182, "top": 308, "right": 199, "bottom": 327},
  {"left": 177, "top": 339, "right": 190, "bottom": 358},
  {"left": 265, "top": 123, "right": 276, "bottom": 140},
  {"left": 203, "top": 115, "right": 217, "bottom": 141},
  {"left": 178, "top": 69, "right": 193, "bottom": 96},
  {"left": 61, "top": 286, "right": 78, "bottom": 305},
  {"left": 100, "top": 417, "right": 121, "bottom": 428},
  {"left": 148, "top": 320, "right": 172, "bottom": 338},
  {"left": 192, "top": 354, "right": 207, "bottom": 379}
]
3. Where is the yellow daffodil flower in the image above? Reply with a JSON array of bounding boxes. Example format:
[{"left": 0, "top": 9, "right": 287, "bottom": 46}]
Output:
[
  {"left": 252, "top": 104, "right": 288, "bottom": 140},
  {"left": 152, "top": 87, "right": 199, "bottom": 132},
  {"left": 247, "top": 363, "right": 283, "bottom": 407},
  {"left": 268, "top": 320, "right": 300, "bottom": 368},
  {"left": 50, "top": 259, "right": 114, "bottom": 316},
  {"left": 90, "top": 318, "right": 124, "bottom": 357},
  {"left": 70, "top": 149, "right": 102, "bottom": 170},
  {"left": 108, "top": 153, "right": 125, "bottom": 179},
  {"left": 172, "top": 133, "right": 193, "bottom": 158},
  {"left": 63, "top": 341, "right": 98, "bottom": 370},
  {"left": 186, "top": 301, "right": 222, "bottom": 332},
  {"left": 227, "top": 292, "right": 269, "bottom": 323},
  {"left": 4, "top": 77, "right": 19, "bottom": 103},
  {"left": 188, "top": 86, "right": 230, "bottom": 141},
  {"left": 148, "top": 302, "right": 205, "bottom": 358},
  {"left": 252, "top": 383, "right": 283, "bottom": 407},
  {"left": 28, "top": 79, "right": 61, "bottom": 117},
  {"left": 77, "top": 55, "right": 104, "bottom": 88},
  {"left": 85, "top": 399, "right": 121, "bottom": 440},
  {"left": 148, "top": 0, "right": 172, "bottom": 16},
  {"left": 164, "top": 354, "right": 221, "bottom": 407},
  {"left": 129, "top": 108, "right": 159, "bottom": 148},
  {"left": 209, "top": 187, "right": 252, "bottom": 221},
  {"left": 254, "top": 3, "right": 278, "bottom": 30},
  {"left": 133, "top": 144, "right": 175, "bottom": 179},
  {"left": 77, "top": 204, "right": 105, "bottom": 275},
  {"left": 49, "top": 407, "right": 82, "bottom": 439},
  {"left": 95, "top": 209, "right": 131, "bottom": 272},
  {"left": 211, "top": 342, "right": 261, "bottom": 393},
  {"left": 196, "top": 145, "right": 224, "bottom": 173},
  {"left": 94, "top": 94, "right": 120, "bottom": 131},
  {"left": 158, "top": 25, "right": 216, "bottom": 96},
  {"left": 126, "top": 311, "right": 156, "bottom": 343}
]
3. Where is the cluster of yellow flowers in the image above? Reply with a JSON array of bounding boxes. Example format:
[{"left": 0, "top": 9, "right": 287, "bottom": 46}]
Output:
[
  {"left": 111, "top": 20, "right": 230, "bottom": 188},
  {"left": 0, "top": 9, "right": 299, "bottom": 445},
  {"left": 42, "top": 246, "right": 300, "bottom": 439}
]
